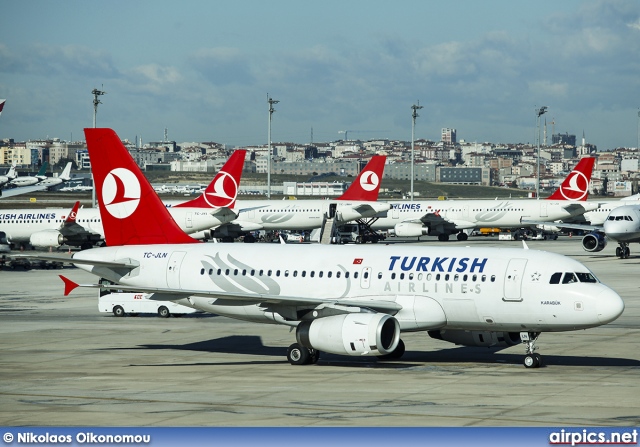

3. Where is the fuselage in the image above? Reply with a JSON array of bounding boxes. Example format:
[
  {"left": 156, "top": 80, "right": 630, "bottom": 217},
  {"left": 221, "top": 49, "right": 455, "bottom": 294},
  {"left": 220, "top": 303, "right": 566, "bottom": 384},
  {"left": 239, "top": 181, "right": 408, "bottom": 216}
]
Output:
[
  {"left": 74, "top": 244, "right": 623, "bottom": 333},
  {"left": 372, "top": 199, "right": 599, "bottom": 232},
  {"left": 219, "top": 199, "right": 391, "bottom": 232},
  {"left": 0, "top": 206, "right": 234, "bottom": 245}
]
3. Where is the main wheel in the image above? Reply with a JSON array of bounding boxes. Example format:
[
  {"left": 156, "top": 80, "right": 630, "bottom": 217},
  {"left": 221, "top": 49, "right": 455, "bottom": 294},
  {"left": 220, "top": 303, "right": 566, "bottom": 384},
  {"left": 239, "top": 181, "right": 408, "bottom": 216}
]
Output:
[
  {"left": 287, "top": 343, "right": 310, "bottom": 365},
  {"left": 309, "top": 349, "right": 320, "bottom": 364},
  {"left": 624, "top": 247, "right": 630, "bottom": 259},
  {"left": 457, "top": 232, "right": 468, "bottom": 241},
  {"left": 616, "top": 247, "right": 622, "bottom": 258},
  {"left": 113, "top": 305, "right": 125, "bottom": 317},
  {"left": 438, "top": 234, "right": 449, "bottom": 242},
  {"left": 158, "top": 306, "right": 170, "bottom": 318}
]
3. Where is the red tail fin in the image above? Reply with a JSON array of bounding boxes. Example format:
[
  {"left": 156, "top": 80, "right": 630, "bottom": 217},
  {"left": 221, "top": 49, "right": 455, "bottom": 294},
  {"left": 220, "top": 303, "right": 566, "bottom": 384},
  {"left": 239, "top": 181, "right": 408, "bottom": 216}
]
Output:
[
  {"left": 337, "top": 155, "right": 386, "bottom": 201},
  {"left": 175, "top": 150, "right": 246, "bottom": 209},
  {"left": 84, "top": 128, "right": 199, "bottom": 246},
  {"left": 63, "top": 201, "right": 80, "bottom": 225},
  {"left": 546, "top": 157, "right": 595, "bottom": 201}
]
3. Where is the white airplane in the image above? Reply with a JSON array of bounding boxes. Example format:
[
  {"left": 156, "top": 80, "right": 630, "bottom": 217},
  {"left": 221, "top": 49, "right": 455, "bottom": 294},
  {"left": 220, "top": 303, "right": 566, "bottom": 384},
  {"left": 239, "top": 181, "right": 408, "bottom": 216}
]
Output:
[
  {"left": 0, "top": 149, "right": 245, "bottom": 249},
  {"left": 539, "top": 204, "right": 640, "bottom": 259},
  {"left": 8, "top": 162, "right": 49, "bottom": 187},
  {"left": 166, "top": 155, "right": 390, "bottom": 242},
  {"left": 44, "top": 128, "right": 624, "bottom": 369},
  {"left": 0, "top": 162, "right": 75, "bottom": 199},
  {"left": 369, "top": 157, "right": 598, "bottom": 241},
  {"left": 0, "top": 164, "right": 17, "bottom": 189}
]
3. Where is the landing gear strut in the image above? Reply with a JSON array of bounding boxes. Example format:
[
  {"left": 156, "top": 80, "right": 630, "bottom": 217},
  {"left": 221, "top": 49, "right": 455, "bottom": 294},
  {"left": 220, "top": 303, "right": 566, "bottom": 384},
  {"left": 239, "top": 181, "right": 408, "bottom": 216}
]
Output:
[
  {"left": 521, "top": 332, "right": 542, "bottom": 368},
  {"left": 615, "top": 243, "right": 630, "bottom": 259},
  {"left": 287, "top": 343, "right": 320, "bottom": 365}
]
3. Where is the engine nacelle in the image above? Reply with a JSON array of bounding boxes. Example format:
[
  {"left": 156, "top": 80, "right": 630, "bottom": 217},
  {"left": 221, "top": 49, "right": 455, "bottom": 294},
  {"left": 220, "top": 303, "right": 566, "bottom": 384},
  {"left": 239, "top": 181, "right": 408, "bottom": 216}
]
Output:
[
  {"left": 536, "top": 224, "right": 560, "bottom": 233},
  {"left": 296, "top": 313, "right": 400, "bottom": 356},
  {"left": 428, "top": 330, "right": 521, "bottom": 348},
  {"left": 392, "top": 222, "right": 429, "bottom": 237},
  {"left": 30, "top": 230, "right": 64, "bottom": 247},
  {"left": 582, "top": 232, "right": 606, "bottom": 252}
]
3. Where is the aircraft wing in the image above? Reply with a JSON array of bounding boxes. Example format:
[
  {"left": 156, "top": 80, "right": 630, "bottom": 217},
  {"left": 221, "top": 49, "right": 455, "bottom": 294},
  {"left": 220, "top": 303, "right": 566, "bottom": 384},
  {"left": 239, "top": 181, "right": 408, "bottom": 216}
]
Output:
[
  {"left": 522, "top": 220, "right": 603, "bottom": 233},
  {"left": 10, "top": 254, "right": 139, "bottom": 269},
  {"left": 0, "top": 184, "right": 48, "bottom": 198},
  {"left": 561, "top": 202, "right": 599, "bottom": 213},
  {"left": 62, "top": 276, "right": 403, "bottom": 313}
]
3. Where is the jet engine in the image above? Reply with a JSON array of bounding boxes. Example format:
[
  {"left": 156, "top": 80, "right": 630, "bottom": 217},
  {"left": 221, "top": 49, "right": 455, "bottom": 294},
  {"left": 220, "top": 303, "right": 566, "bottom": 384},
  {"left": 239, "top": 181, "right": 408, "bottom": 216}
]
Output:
[
  {"left": 428, "top": 330, "right": 521, "bottom": 348},
  {"left": 390, "top": 222, "right": 429, "bottom": 237},
  {"left": 582, "top": 232, "right": 606, "bottom": 252},
  {"left": 296, "top": 313, "right": 400, "bottom": 356},
  {"left": 30, "top": 230, "right": 64, "bottom": 248}
]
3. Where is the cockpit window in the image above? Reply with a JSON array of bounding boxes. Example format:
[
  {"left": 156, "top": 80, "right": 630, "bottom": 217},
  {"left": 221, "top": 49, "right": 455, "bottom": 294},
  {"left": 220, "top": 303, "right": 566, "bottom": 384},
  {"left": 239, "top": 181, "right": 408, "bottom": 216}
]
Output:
[
  {"left": 576, "top": 272, "right": 598, "bottom": 283},
  {"left": 550, "top": 272, "right": 562, "bottom": 284},
  {"left": 562, "top": 273, "right": 578, "bottom": 284}
]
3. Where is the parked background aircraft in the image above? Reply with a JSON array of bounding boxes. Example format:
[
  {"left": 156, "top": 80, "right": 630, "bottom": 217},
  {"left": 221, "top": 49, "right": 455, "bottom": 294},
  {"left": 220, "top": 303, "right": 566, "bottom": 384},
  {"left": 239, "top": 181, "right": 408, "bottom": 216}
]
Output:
[
  {"left": 169, "top": 155, "right": 390, "bottom": 243},
  {"left": 0, "top": 150, "right": 245, "bottom": 250},
  {"left": 47, "top": 128, "right": 625, "bottom": 369},
  {"left": 368, "top": 157, "right": 597, "bottom": 241},
  {"left": 0, "top": 164, "right": 16, "bottom": 189},
  {"left": 8, "top": 162, "right": 49, "bottom": 187}
]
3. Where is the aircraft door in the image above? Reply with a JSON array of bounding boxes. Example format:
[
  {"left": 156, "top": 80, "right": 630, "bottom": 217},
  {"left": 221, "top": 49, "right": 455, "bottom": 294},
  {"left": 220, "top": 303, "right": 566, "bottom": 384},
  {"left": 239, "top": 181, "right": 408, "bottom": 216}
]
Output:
[
  {"left": 360, "top": 267, "right": 372, "bottom": 289},
  {"left": 167, "top": 251, "right": 187, "bottom": 288},
  {"left": 539, "top": 202, "right": 548, "bottom": 218},
  {"left": 462, "top": 205, "right": 469, "bottom": 218},
  {"left": 186, "top": 212, "right": 193, "bottom": 229},
  {"left": 503, "top": 258, "right": 527, "bottom": 301},
  {"left": 392, "top": 208, "right": 399, "bottom": 219},
  {"left": 329, "top": 203, "right": 337, "bottom": 218}
]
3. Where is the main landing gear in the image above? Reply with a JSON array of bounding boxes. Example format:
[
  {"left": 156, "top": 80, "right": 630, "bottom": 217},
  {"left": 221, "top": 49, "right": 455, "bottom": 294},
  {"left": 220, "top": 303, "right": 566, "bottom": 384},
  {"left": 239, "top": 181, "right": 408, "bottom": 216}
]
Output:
[
  {"left": 287, "top": 343, "right": 320, "bottom": 365},
  {"left": 521, "top": 332, "right": 543, "bottom": 368},
  {"left": 615, "top": 243, "right": 630, "bottom": 259}
]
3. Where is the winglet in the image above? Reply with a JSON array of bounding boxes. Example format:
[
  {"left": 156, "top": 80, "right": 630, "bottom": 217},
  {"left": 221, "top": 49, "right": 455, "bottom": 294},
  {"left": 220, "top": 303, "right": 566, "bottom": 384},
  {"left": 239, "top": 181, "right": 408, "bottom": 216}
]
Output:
[
  {"left": 337, "top": 155, "right": 386, "bottom": 201},
  {"left": 546, "top": 157, "right": 595, "bottom": 201},
  {"left": 175, "top": 149, "right": 246, "bottom": 210},
  {"left": 59, "top": 275, "right": 79, "bottom": 296}
]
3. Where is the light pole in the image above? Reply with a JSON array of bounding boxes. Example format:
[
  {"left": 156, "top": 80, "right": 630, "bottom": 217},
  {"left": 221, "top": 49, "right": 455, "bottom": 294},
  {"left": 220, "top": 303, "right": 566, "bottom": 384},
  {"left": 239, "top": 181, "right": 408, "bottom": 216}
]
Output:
[
  {"left": 411, "top": 102, "right": 423, "bottom": 201},
  {"left": 267, "top": 95, "right": 279, "bottom": 200},
  {"left": 91, "top": 87, "right": 106, "bottom": 208},
  {"left": 536, "top": 106, "right": 547, "bottom": 199}
]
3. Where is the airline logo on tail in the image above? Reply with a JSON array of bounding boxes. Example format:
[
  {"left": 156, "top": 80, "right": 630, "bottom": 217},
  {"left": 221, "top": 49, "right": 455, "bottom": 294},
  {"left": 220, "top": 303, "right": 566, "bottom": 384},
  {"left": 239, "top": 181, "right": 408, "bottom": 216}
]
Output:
[
  {"left": 204, "top": 170, "right": 239, "bottom": 208},
  {"left": 102, "top": 168, "right": 141, "bottom": 219},
  {"left": 359, "top": 170, "right": 380, "bottom": 192},
  {"left": 547, "top": 157, "right": 595, "bottom": 201}
]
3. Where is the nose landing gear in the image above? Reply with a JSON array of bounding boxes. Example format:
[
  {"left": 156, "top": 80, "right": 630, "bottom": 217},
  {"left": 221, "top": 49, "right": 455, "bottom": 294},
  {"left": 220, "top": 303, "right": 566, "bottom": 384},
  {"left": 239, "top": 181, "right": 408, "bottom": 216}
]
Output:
[{"left": 521, "top": 332, "right": 542, "bottom": 368}]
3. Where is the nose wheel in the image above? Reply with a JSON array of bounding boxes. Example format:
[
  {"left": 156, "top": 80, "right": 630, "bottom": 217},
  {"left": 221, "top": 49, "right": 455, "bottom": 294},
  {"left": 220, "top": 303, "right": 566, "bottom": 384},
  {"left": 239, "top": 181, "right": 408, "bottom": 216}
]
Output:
[
  {"left": 521, "top": 332, "right": 542, "bottom": 368},
  {"left": 615, "top": 243, "right": 630, "bottom": 259}
]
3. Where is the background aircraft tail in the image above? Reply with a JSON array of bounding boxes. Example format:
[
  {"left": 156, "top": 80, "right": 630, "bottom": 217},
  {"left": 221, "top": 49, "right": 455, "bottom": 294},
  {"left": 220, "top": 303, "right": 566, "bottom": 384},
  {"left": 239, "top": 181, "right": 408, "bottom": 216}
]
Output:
[
  {"left": 175, "top": 150, "right": 246, "bottom": 209},
  {"left": 84, "top": 128, "right": 199, "bottom": 246},
  {"left": 0, "top": 99, "right": 5, "bottom": 116},
  {"left": 337, "top": 155, "right": 386, "bottom": 201},
  {"left": 546, "top": 157, "right": 595, "bottom": 201}
]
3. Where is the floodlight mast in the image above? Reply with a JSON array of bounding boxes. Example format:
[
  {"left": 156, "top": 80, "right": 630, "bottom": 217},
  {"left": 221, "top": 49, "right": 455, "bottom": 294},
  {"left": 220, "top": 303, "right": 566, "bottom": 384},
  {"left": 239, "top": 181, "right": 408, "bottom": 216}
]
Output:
[
  {"left": 91, "top": 87, "right": 106, "bottom": 208},
  {"left": 411, "top": 101, "right": 423, "bottom": 201},
  {"left": 267, "top": 95, "right": 279, "bottom": 200},
  {"left": 536, "top": 106, "right": 547, "bottom": 200}
]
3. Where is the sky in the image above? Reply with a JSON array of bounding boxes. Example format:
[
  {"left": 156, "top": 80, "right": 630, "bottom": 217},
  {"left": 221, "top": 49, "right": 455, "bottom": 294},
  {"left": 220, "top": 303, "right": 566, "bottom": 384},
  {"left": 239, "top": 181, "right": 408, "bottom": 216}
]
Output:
[{"left": 1, "top": 0, "right": 639, "bottom": 150}]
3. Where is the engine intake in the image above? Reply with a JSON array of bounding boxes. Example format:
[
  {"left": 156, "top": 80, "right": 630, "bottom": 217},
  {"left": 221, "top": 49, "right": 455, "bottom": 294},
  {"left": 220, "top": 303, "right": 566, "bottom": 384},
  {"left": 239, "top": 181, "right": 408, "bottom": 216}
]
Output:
[
  {"left": 392, "top": 222, "right": 429, "bottom": 237},
  {"left": 296, "top": 313, "right": 400, "bottom": 356},
  {"left": 582, "top": 232, "right": 606, "bottom": 252},
  {"left": 428, "top": 330, "right": 521, "bottom": 348}
]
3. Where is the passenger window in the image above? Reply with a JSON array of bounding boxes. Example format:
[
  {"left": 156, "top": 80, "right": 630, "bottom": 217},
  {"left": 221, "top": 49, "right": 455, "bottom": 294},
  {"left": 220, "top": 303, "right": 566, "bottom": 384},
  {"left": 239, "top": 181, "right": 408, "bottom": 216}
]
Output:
[
  {"left": 217, "top": 269, "right": 222, "bottom": 275},
  {"left": 336, "top": 271, "right": 341, "bottom": 278},
  {"left": 481, "top": 275, "right": 486, "bottom": 282},
  {"left": 436, "top": 274, "right": 441, "bottom": 281},
  {"left": 409, "top": 273, "right": 414, "bottom": 280},
  {"left": 267, "top": 270, "right": 272, "bottom": 276},
  {"left": 490, "top": 275, "right": 496, "bottom": 282},
  {"left": 234, "top": 269, "right": 238, "bottom": 275},
  {"left": 225, "top": 269, "right": 230, "bottom": 275},
  {"left": 319, "top": 271, "right": 323, "bottom": 278},
  {"left": 344, "top": 272, "right": 349, "bottom": 279},
  {"left": 209, "top": 269, "right": 213, "bottom": 275},
  {"left": 284, "top": 270, "right": 289, "bottom": 277},
  {"left": 400, "top": 273, "right": 405, "bottom": 280},
  {"left": 310, "top": 271, "right": 315, "bottom": 278},
  {"left": 562, "top": 273, "right": 578, "bottom": 284},
  {"left": 301, "top": 271, "right": 306, "bottom": 277},
  {"left": 550, "top": 272, "right": 562, "bottom": 284},
  {"left": 445, "top": 274, "right": 450, "bottom": 281},
  {"left": 327, "top": 271, "right": 332, "bottom": 278},
  {"left": 377, "top": 272, "right": 382, "bottom": 279},
  {"left": 354, "top": 272, "right": 359, "bottom": 279},
  {"left": 364, "top": 271, "right": 369, "bottom": 279},
  {"left": 391, "top": 273, "right": 396, "bottom": 280},
  {"left": 200, "top": 268, "right": 205, "bottom": 275}
]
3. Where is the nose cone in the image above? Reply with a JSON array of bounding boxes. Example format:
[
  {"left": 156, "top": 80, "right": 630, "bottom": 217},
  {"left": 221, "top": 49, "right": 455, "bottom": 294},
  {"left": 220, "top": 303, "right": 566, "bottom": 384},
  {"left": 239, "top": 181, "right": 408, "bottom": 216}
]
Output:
[{"left": 596, "top": 287, "right": 625, "bottom": 324}]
